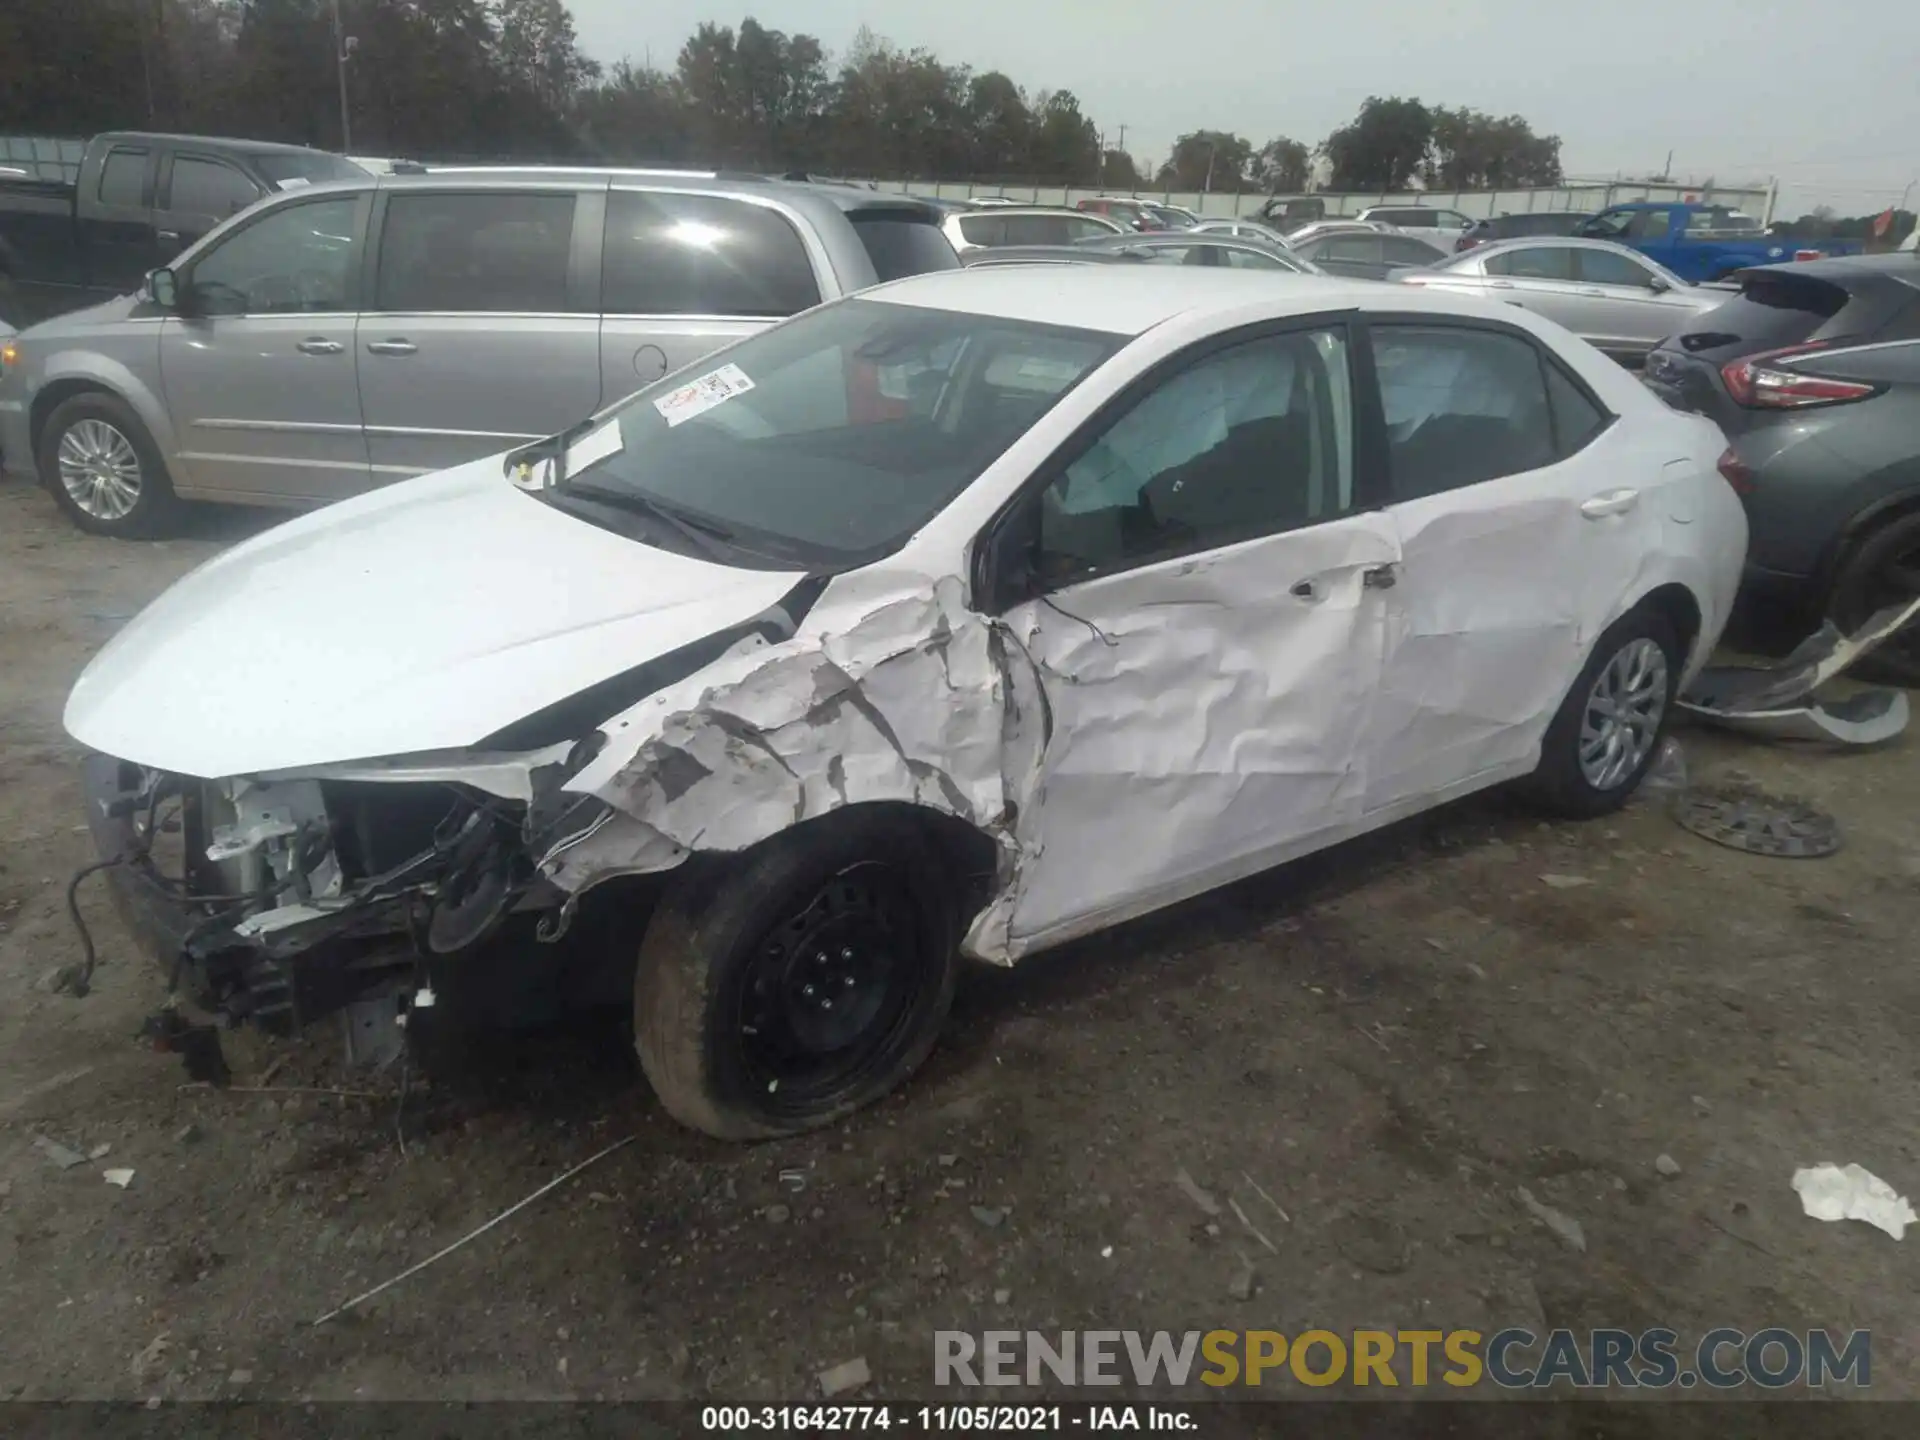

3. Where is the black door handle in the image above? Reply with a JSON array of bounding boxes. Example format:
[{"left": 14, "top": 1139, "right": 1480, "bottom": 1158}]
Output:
[{"left": 1290, "top": 579, "right": 1316, "bottom": 598}]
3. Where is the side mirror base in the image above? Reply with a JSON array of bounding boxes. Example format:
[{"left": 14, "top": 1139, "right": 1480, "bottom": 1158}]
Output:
[{"left": 145, "top": 268, "right": 179, "bottom": 310}]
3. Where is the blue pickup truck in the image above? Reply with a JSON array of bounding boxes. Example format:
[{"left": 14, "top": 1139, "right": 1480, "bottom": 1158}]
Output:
[{"left": 1574, "top": 202, "right": 1861, "bottom": 283}]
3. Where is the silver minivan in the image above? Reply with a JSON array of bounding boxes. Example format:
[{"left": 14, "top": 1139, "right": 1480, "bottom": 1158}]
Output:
[{"left": 0, "top": 171, "right": 958, "bottom": 536}]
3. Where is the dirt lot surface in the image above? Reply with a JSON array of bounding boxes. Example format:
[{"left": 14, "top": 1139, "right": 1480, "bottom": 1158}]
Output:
[{"left": 3, "top": 477, "right": 1918, "bottom": 1415}]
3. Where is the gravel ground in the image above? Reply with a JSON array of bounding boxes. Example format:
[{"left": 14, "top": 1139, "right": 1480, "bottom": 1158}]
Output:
[{"left": 3, "top": 477, "right": 1918, "bottom": 1413}]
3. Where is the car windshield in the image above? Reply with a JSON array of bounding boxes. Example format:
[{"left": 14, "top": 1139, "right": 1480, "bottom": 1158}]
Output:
[
  {"left": 553, "top": 298, "right": 1121, "bottom": 568},
  {"left": 254, "top": 152, "right": 369, "bottom": 186}
]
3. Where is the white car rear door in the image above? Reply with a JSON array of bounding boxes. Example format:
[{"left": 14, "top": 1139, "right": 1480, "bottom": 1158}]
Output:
[{"left": 1357, "top": 318, "right": 1659, "bottom": 816}]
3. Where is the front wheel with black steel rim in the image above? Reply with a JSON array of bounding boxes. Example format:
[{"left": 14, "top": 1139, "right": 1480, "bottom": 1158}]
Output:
[
  {"left": 1827, "top": 509, "right": 1920, "bottom": 687},
  {"left": 633, "top": 814, "right": 961, "bottom": 1140},
  {"left": 37, "top": 392, "right": 178, "bottom": 538},
  {"left": 1520, "top": 606, "right": 1679, "bottom": 818}
]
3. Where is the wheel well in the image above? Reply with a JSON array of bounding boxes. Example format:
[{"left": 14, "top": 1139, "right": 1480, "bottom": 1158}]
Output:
[
  {"left": 686, "top": 801, "right": 1003, "bottom": 924},
  {"left": 29, "top": 380, "right": 119, "bottom": 461},
  {"left": 1819, "top": 489, "right": 1920, "bottom": 597},
  {"left": 1638, "top": 582, "right": 1702, "bottom": 664}
]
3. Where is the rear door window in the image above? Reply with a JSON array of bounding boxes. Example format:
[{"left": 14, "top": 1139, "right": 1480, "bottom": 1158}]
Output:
[
  {"left": 958, "top": 214, "right": 1006, "bottom": 247},
  {"left": 1372, "top": 325, "right": 1557, "bottom": 499},
  {"left": 848, "top": 212, "right": 961, "bottom": 281},
  {"left": 97, "top": 148, "right": 149, "bottom": 207},
  {"left": 603, "top": 190, "right": 819, "bottom": 316},
  {"left": 1382, "top": 236, "right": 1446, "bottom": 265},
  {"left": 1576, "top": 248, "right": 1658, "bottom": 289},
  {"left": 167, "top": 156, "right": 262, "bottom": 219},
  {"left": 377, "top": 191, "right": 576, "bottom": 312},
  {"left": 1488, "top": 246, "right": 1575, "bottom": 281},
  {"left": 1318, "top": 235, "right": 1383, "bottom": 265},
  {"left": 1003, "top": 214, "right": 1071, "bottom": 246}
]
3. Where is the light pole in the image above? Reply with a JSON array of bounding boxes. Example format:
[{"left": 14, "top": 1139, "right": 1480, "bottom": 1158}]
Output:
[{"left": 328, "top": 0, "right": 355, "bottom": 153}]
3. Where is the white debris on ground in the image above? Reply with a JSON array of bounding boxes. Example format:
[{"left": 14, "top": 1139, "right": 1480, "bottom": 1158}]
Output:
[{"left": 1791, "top": 1163, "right": 1917, "bottom": 1240}]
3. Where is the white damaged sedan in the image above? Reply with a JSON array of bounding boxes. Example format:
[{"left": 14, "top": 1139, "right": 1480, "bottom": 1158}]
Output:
[{"left": 68, "top": 267, "right": 1745, "bottom": 1138}]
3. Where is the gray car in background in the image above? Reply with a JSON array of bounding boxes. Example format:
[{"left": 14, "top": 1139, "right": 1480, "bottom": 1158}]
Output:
[
  {"left": 0, "top": 169, "right": 957, "bottom": 537},
  {"left": 1394, "top": 236, "right": 1717, "bottom": 365},
  {"left": 1189, "top": 217, "right": 1295, "bottom": 246},
  {"left": 1071, "top": 231, "right": 1323, "bottom": 273},
  {"left": 942, "top": 206, "right": 1122, "bottom": 252},
  {"left": 1288, "top": 228, "right": 1451, "bottom": 279}
]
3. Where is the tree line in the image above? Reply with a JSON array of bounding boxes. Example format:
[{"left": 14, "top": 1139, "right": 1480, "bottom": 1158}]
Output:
[{"left": 2, "top": 0, "right": 1570, "bottom": 193}]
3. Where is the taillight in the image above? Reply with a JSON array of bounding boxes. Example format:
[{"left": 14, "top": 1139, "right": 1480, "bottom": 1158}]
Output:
[
  {"left": 1719, "top": 341, "right": 1878, "bottom": 409},
  {"left": 1793, "top": 249, "right": 1822, "bottom": 262},
  {"left": 1717, "top": 447, "right": 1756, "bottom": 493}
]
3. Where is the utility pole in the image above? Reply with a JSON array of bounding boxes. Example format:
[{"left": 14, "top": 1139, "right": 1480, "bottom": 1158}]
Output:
[{"left": 329, "top": 0, "right": 354, "bottom": 153}]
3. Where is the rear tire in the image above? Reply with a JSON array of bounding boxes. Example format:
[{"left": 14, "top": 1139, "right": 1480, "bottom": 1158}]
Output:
[
  {"left": 1520, "top": 605, "right": 1680, "bottom": 818},
  {"left": 633, "top": 813, "right": 961, "bottom": 1141},
  {"left": 1826, "top": 510, "right": 1920, "bottom": 688},
  {"left": 38, "top": 392, "right": 178, "bottom": 539}
]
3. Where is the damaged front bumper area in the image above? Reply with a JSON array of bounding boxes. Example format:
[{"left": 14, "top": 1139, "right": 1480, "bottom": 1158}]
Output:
[{"left": 82, "top": 745, "right": 611, "bottom": 1033}]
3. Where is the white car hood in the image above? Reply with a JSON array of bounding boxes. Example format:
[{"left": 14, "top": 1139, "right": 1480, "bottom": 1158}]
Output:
[{"left": 65, "top": 460, "right": 807, "bottom": 777}]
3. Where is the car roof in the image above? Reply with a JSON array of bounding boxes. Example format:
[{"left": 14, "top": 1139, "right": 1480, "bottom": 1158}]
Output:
[
  {"left": 1468, "top": 236, "right": 1651, "bottom": 257},
  {"left": 229, "top": 168, "right": 946, "bottom": 224},
  {"left": 954, "top": 205, "right": 1111, "bottom": 218},
  {"left": 957, "top": 246, "right": 1131, "bottom": 267},
  {"left": 377, "top": 169, "right": 936, "bottom": 213},
  {"left": 1752, "top": 253, "right": 1920, "bottom": 288},
  {"left": 96, "top": 131, "right": 345, "bottom": 159},
  {"left": 866, "top": 265, "right": 1404, "bottom": 335}
]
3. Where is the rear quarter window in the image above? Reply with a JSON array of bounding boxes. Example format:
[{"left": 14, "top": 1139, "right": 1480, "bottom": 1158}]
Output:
[
  {"left": 850, "top": 213, "right": 960, "bottom": 281},
  {"left": 1677, "top": 275, "right": 1848, "bottom": 358}
]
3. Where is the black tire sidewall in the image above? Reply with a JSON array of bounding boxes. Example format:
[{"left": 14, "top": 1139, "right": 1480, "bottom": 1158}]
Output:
[
  {"left": 1828, "top": 511, "right": 1920, "bottom": 687},
  {"left": 1527, "top": 606, "right": 1681, "bottom": 818},
  {"left": 38, "top": 394, "right": 175, "bottom": 538},
  {"left": 635, "top": 816, "right": 961, "bottom": 1140}
]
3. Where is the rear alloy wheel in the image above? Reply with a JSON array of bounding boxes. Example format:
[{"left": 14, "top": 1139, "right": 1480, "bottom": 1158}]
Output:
[
  {"left": 1521, "top": 607, "right": 1679, "bottom": 818},
  {"left": 633, "top": 815, "right": 960, "bottom": 1140},
  {"left": 38, "top": 393, "right": 178, "bottom": 538},
  {"left": 1827, "top": 510, "right": 1920, "bottom": 687}
]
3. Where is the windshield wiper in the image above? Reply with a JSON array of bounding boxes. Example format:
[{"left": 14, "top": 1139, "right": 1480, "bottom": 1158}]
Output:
[{"left": 559, "top": 482, "right": 742, "bottom": 562}]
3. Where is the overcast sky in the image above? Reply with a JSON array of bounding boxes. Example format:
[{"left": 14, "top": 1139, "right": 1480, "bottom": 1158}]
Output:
[{"left": 564, "top": 0, "right": 1918, "bottom": 216}]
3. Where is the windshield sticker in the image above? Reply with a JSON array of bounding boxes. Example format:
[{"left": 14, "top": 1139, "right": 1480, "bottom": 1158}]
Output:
[
  {"left": 566, "top": 421, "right": 623, "bottom": 475},
  {"left": 653, "top": 363, "right": 756, "bottom": 428},
  {"left": 273, "top": 176, "right": 311, "bottom": 191}
]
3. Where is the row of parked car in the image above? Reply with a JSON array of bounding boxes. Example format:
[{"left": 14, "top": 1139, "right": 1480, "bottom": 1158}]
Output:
[
  {"left": 10, "top": 129, "right": 1920, "bottom": 1143},
  {"left": 3, "top": 134, "right": 1918, "bottom": 686}
]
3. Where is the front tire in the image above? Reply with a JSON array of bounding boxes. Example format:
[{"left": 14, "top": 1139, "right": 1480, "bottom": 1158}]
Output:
[
  {"left": 633, "top": 814, "right": 961, "bottom": 1140},
  {"left": 1521, "top": 606, "right": 1680, "bottom": 818},
  {"left": 38, "top": 393, "right": 178, "bottom": 539}
]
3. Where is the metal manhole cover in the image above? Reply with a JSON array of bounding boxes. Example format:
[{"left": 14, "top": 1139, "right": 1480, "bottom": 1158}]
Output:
[{"left": 1674, "top": 787, "right": 1842, "bottom": 858}]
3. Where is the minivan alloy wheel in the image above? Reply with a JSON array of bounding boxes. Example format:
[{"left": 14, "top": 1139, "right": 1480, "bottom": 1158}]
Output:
[
  {"left": 56, "top": 419, "right": 143, "bottom": 520},
  {"left": 1579, "top": 637, "right": 1669, "bottom": 790}
]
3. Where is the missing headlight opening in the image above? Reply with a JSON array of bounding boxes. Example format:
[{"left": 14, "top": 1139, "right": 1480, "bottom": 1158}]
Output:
[{"left": 80, "top": 752, "right": 610, "bottom": 1047}]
